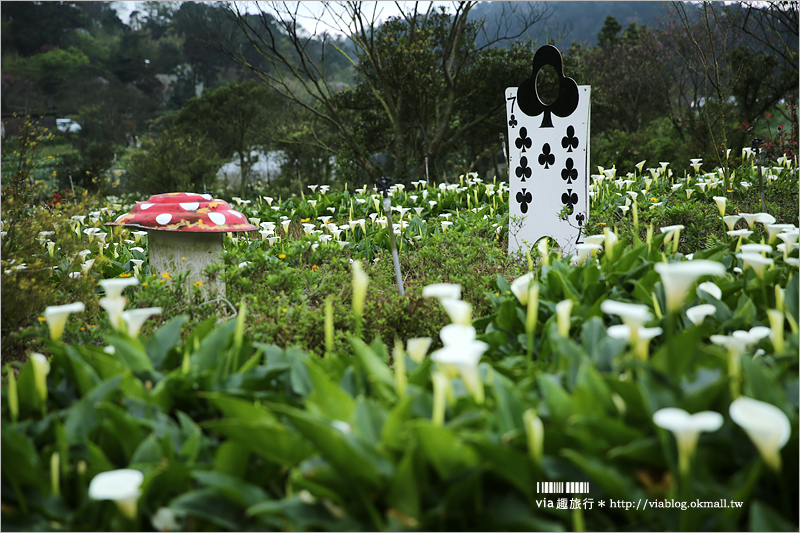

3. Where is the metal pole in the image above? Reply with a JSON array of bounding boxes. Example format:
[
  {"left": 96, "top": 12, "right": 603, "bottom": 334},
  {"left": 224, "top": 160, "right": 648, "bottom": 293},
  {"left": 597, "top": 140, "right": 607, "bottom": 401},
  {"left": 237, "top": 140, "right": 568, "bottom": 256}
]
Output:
[
  {"left": 377, "top": 176, "right": 405, "bottom": 296},
  {"left": 752, "top": 137, "right": 766, "bottom": 214}
]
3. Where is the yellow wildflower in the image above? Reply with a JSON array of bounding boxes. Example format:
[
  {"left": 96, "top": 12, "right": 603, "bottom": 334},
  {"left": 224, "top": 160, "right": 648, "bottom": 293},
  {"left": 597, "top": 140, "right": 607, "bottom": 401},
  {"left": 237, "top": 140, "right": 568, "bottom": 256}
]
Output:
[
  {"left": 311, "top": 265, "right": 319, "bottom": 271},
  {"left": 279, "top": 254, "right": 286, "bottom": 259},
  {"left": 162, "top": 272, "right": 171, "bottom": 280},
  {"left": 300, "top": 218, "right": 310, "bottom": 223},
  {"left": 38, "top": 316, "right": 46, "bottom": 322},
  {"left": 194, "top": 281, "right": 203, "bottom": 287}
]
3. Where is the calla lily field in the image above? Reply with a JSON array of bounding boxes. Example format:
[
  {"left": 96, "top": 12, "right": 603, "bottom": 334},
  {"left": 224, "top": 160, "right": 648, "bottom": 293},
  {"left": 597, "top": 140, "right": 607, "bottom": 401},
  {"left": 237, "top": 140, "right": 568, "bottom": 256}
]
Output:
[{"left": 2, "top": 152, "right": 799, "bottom": 531}]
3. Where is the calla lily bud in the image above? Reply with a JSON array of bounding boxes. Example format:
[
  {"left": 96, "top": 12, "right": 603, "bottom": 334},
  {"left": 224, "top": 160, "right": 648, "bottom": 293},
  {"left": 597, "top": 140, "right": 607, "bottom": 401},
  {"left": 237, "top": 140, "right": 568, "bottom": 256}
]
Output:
[
  {"left": 51, "top": 452, "right": 60, "bottom": 497},
  {"left": 729, "top": 397, "right": 791, "bottom": 472},
  {"left": 393, "top": 339, "right": 407, "bottom": 397},
  {"left": 351, "top": 260, "right": 369, "bottom": 319},
  {"left": 603, "top": 228, "right": 618, "bottom": 256},
  {"left": 431, "top": 371, "right": 449, "bottom": 426},
  {"left": 88, "top": 469, "right": 144, "bottom": 520},
  {"left": 30, "top": 352, "right": 50, "bottom": 405},
  {"left": 537, "top": 238, "right": 550, "bottom": 266},
  {"left": 556, "top": 300, "right": 573, "bottom": 337},
  {"left": 406, "top": 337, "right": 432, "bottom": 364},
  {"left": 526, "top": 282, "right": 540, "bottom": 337},
  {"left": 523, "top": 408, "right": 544, "bottom": 465},
  {"left": 766, "top": 309, "right": 785, "bottom": 353},
  {"left": 6, "top": 365, "right": 19, "bottom": 423}
]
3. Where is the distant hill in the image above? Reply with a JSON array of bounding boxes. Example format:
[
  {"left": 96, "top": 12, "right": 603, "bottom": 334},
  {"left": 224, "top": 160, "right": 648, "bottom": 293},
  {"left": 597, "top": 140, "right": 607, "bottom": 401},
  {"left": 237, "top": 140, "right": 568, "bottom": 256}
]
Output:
[{"left": 469, "top": 1, "right": 674, "bottom": 50}]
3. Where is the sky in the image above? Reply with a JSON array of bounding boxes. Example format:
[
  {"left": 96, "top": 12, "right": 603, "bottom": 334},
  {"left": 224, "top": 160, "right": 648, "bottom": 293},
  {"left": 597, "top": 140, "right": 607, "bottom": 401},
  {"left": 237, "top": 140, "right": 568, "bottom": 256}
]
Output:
[{"left": 111, "top": 1, "right": 455, "bottom": 36}]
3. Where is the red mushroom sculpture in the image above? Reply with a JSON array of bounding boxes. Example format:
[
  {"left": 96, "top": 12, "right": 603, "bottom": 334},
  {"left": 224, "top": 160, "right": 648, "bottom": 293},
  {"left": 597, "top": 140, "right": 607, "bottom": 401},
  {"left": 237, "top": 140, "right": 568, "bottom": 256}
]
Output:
[{"left": 108, "top": 192, "right": 256, "bottom": 297}]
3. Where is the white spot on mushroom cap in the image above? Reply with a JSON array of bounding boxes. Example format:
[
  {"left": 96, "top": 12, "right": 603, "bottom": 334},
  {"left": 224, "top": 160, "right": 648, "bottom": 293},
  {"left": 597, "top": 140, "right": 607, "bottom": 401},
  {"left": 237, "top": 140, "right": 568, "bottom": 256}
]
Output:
[
  {"left": 228, "top": 210, "right": 244, "bottom": 219},
  {"left": 201, "top": 194, "right": 213, "bottom": 201},
  {"left": 140, "top": 203, "right": 154, "bottom": 210},
  {"left": 156, "top": 213, "right": 172, "bottom": 225},
  {"left": 180, "top": 202, "right": 199, "bottom": 211},
  {"left": 115, "top": 214, "right": 127, "bottom": 222},
  {"left": 208, "top": 212, "right": 227, "bottom": 226}
]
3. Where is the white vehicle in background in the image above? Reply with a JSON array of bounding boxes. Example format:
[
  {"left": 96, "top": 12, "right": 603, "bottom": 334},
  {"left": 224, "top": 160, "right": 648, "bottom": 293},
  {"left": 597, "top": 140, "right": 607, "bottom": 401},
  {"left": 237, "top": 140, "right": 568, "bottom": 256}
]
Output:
[{"left": 56, "top": 118, "right": 81, "bottom": 133}]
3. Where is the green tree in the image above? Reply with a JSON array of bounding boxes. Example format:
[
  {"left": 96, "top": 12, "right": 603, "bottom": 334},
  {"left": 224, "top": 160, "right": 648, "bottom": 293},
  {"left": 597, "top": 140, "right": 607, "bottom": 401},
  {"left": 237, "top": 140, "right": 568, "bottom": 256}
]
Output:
[
  {"left": 170, "top": 81, "right": 280, "bottom": 197},
  {"left": 203, "top": 1, "right": 553, "bottom": 184},
  {"left": 597, "top": 15, "right": 622, "bottom": 48},
  {"left": 128, "top": 124, "right": 223, "bottom": 195}
]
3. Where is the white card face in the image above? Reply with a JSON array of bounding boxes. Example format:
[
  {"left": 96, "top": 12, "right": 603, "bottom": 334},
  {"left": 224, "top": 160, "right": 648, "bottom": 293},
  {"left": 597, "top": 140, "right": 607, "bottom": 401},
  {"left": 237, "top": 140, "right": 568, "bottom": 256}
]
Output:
[{"left": 506, "top": 86, "right": 591, "bottom": 257}]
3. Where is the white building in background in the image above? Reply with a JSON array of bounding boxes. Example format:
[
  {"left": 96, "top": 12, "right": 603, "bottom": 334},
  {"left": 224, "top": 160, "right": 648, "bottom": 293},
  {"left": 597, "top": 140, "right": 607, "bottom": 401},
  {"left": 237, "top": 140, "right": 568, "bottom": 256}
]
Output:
[{"left": 217, "top": 150, "right": 284, "bottom": 188}]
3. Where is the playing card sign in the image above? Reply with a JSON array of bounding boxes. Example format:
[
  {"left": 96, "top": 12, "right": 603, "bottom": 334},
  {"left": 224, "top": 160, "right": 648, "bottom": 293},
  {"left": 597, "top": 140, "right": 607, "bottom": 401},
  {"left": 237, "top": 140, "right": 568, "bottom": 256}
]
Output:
[{"left": 506, "top": 45, "right": 590, "bottom": 257}]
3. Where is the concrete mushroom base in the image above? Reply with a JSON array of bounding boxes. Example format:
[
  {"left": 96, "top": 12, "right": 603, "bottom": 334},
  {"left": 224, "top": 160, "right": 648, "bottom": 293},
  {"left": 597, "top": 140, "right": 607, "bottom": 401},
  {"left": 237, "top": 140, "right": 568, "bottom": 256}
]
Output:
[{"left": 148, "top": 230, "right": 226, "bottom": 298}]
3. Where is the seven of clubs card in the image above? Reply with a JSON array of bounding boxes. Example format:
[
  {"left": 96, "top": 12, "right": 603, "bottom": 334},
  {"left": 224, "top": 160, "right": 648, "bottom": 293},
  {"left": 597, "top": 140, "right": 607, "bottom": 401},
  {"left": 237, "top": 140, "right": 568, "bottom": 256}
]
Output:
[{"left": 505, "top": 85, "right": 590, "bottom": 256}]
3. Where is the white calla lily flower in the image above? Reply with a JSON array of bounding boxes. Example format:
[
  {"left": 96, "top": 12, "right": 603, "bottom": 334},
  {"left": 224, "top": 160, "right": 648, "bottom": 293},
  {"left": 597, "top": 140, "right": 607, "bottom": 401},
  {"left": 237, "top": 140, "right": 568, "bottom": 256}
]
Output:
[
  {"left": 430, "top": 339, "right": 488, "bottom": 403},
  {"left": 712, "top": 196, "right": 727, "bottom": 216},
  {"left": 88, "top": 469, "right": 144, "bottom": 519},
  {"left": 722, "top": 215, "right": 741, "bottom": 231},
  {"left": 729, "top": 397, "right": 791, "bottom": 472},
  {"left": 151, "top": 507, "right": 180, "bottom": 532},
  {"left": 121, "top": 308, "right": 162, "bottom": 337},
  {"left": 422, "top": 283, "right": 461, "bottom": 302},
  {"left": 686, "top": 304, "right": 716, "bottom": 325},
  {"left": 736, "top": 252, "right": 774, "bottom": 279},
  {"left": 99, "top": 278, "right": 139, "bottom": 299},
  {"left": 406, "top": 337, "right": 432, "bottom": 364},
  {"left": 654, "top": 260, "right": 726, "bottom": 313},
  {"left": 43, "top": 302, "right": 86, "bottom": 340},
  {"left": 696, "top": 281, "right": 722, "bottom": 300},
  {"left": 653, "top": 408, "right": 723, "bottom": 476},
  {"left": 99, "top": 296, "right": 127, "bottom": 331},
  {"left": 441, "top": 299, "right": 472, "bottom": 326},
  {"left": 510, "top": 273, "right": 535, "bottom": 305}
]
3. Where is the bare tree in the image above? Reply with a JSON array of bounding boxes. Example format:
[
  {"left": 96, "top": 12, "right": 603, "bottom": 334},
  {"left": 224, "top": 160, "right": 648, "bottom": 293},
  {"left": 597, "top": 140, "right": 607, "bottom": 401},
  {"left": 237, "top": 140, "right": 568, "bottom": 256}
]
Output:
[
  {"left": 671, "top": 1, "right": 753, "bottom": 190},
  {"left": 193, "top": 1, "right": 554, "bottom": 183}
]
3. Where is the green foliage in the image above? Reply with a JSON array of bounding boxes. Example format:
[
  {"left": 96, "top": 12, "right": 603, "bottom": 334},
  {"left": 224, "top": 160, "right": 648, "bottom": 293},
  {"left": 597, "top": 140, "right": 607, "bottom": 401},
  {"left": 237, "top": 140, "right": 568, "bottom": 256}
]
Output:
[
  {"left": 1, "top": 134, "right": 105, "bottom": 361},
  {"left": 128, "top": 128, "right": 222, "bottom": 195},
  {"left": 2, "top": 205, "right": 797, "bottom": 529}
]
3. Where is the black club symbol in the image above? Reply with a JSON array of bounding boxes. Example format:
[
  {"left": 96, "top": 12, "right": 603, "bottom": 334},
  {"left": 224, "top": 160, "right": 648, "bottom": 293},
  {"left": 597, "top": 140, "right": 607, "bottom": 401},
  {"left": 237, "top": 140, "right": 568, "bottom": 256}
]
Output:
[
  {"left": 538, "top": 143, "right": 555, "bottom": 169},
  {"left": 562, "top": 125, "right": 579, "bottom": 152},
  {"left": 561, "top": 188, "right": 578, "bottom": 215},
  {"left": 515, "top": 156, "right": 532, "bottom": 182},
  {"left": 517, "top": 45, "right": 579, "bottom": 128},
  {"left": 516, "top": 189, "right": 533, "bottom": 214},
  {"left": 576, "top": 213, "right": 585, "bottom": 227},
  {"left": 561, "top": 158, "right": 577, "bottom": 184},
  {"left": 515, "top": 127, "right": 532, "bottom": 153},
  {"left": 508, "top": 114, "right": 518, "bottom": 128}
]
